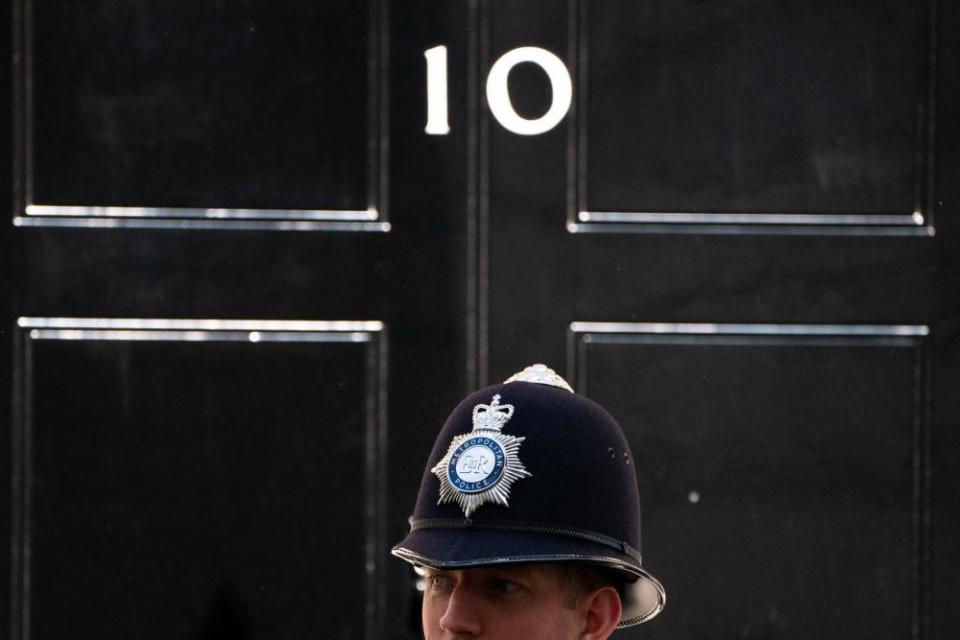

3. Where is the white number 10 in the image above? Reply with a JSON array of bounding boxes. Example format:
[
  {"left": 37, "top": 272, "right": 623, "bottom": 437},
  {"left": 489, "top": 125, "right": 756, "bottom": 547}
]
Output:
[{"left": 424, "top": 45, "right": 573, "bottom": 136}]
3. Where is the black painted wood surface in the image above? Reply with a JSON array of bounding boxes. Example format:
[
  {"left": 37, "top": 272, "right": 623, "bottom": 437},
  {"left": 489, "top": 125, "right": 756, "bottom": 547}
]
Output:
[{"left": 1, "top": 1, "right": 958, "bottom": 638}]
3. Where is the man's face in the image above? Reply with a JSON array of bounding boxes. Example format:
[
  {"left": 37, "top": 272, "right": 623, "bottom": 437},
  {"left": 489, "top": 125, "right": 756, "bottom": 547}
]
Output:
[{"left": 420, "top": 564, "right": 608, "bottom": 640}]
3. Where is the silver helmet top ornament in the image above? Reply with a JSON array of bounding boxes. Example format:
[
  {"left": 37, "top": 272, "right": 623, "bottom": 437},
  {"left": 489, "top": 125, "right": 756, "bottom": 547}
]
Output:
[{"left": 503, "top": 363, "right": 574, "bottom": 393}]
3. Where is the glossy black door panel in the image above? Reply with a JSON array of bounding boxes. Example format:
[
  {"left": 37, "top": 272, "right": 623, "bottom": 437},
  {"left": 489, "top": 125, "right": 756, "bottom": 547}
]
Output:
[
  {"left": 24, "top": 0, "right": 384, "bottom": 226},
  {"left": 570, "top": 326, "right": 926, "bottom": 639},
  {"left": 582, "top": 0, "right": 925, "bottom": 217},
  {"left": 13, "top": 322, "right": 385, "bottom": 639}
]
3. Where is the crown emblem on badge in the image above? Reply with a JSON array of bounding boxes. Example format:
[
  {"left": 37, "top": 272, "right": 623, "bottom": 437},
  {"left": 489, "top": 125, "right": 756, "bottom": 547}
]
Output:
[
  {"left": 471, "top": 394, "right": 514, "bottom": 431},
  {"left": 432, "top": 393, "right": 531, "bottom": 517}
]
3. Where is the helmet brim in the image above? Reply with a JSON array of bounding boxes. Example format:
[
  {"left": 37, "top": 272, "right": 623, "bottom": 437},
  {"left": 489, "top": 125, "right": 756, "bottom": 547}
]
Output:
[{"left": 392, "top": 526, "right": 665, "bottom": 627}]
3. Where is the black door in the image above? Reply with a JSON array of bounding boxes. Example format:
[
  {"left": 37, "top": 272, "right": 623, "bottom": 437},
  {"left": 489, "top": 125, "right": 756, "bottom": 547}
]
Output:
[{"left": 3, "top": 1, "right": 958, "bottom": 639}]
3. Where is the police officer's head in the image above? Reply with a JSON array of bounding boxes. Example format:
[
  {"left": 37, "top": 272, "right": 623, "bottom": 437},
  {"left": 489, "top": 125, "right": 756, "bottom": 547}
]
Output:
[{"left": 393, "top": 364, "right": 665, "bottom": 635}]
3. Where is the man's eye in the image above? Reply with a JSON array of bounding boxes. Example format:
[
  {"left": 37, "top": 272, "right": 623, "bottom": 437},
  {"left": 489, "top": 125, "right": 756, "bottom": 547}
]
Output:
[
  {"left": 426, "top": 575, "right": 453, "bottom": 593},
  {"left": 490, "top": 578, "right": 520, "bottom": 594}
]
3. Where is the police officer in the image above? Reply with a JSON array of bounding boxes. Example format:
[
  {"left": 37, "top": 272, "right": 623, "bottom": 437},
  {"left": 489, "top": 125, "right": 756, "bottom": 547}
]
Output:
[{"left": 393, "top": 364, "right": 665, "bottom": 639}]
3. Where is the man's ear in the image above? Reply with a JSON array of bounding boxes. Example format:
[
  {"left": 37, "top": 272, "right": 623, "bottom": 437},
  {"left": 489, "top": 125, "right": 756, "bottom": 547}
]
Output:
[{"left": 577, "top": 586, "right": 622, "bottom": 640}]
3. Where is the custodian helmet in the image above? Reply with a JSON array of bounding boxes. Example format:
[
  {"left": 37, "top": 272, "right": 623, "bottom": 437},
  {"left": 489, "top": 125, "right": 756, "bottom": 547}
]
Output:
[{"left": 392, "top": 364, "right": 665, "bottom": 626}]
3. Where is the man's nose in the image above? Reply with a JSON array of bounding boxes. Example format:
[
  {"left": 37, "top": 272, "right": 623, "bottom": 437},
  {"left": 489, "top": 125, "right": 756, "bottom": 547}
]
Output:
[{"left": 438, "top": 585, "right": 482, "bottom": 636}]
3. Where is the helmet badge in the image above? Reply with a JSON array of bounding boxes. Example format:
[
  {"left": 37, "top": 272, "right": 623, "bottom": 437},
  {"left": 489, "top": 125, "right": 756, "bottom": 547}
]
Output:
[{"left": 432, "top": 394, "right": 532, "bottom": 517}]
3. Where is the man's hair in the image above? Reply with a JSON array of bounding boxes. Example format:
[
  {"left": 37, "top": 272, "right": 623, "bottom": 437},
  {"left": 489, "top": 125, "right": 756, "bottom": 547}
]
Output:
[{"left": 556, "top": 563, "right": 627, "bottom": 609}]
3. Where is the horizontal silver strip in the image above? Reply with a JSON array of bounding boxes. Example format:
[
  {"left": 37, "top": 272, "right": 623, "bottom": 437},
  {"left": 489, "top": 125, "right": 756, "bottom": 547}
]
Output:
[
  {"left": 579, "top": 211, "right": 925, "bottom": 226},
  {"left": 14, "top": 216, "right": 390, "bottom": 233},
  {"left": 26, "top": 205, "right": 379, "bottom": 221},
  {"left": 580, "top": 334, "right": 921, "bottom": 348},
  {"left": 568, "top": 222, "right": 935, "bottom": 237},
  {"left": 27, "top": 329, "right": 373, "bottom": 343},
  {"left": 570, "top": 322, "right": 929, "bottom": 337},
  {"left": 19, "top": 317, "right": 383, "bottom": 332}
]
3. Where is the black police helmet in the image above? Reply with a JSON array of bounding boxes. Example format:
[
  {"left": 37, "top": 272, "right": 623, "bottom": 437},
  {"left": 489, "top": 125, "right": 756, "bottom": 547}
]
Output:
[{"left": 392, "top": 364, "right": 665, "bottom": 626}]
